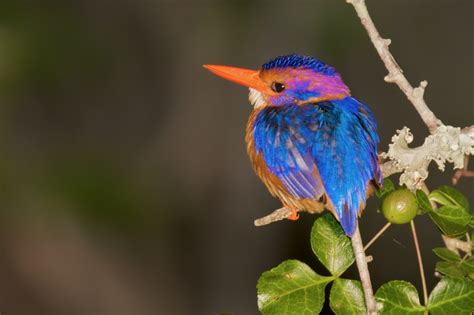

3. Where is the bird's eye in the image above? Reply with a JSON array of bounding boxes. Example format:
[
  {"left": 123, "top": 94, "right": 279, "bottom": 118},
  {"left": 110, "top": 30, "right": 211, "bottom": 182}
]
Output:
[{"left": 271, "top": 82, "right": 285, "bottom": 93}]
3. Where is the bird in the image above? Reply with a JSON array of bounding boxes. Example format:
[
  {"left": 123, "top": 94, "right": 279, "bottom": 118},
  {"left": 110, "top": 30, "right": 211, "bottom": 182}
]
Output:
[{"left": 204, "top": 54, "right": 382, "bottom": 236}]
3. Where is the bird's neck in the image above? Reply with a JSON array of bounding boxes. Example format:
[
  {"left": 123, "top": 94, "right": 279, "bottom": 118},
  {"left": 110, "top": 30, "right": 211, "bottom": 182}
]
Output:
[{"left": 249, "top": 97, "right": 356, "bottom": 124}]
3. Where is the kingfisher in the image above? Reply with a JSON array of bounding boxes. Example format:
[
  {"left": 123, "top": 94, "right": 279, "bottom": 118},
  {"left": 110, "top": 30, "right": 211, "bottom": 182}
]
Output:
[{"left": 204, "top": 54, "right": 382, "bottom": 236}]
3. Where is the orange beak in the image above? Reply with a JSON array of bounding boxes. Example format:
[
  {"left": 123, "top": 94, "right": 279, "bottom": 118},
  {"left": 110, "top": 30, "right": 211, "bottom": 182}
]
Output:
[{"left": 203, "top": 64, "right": 270, "bottom": 93}]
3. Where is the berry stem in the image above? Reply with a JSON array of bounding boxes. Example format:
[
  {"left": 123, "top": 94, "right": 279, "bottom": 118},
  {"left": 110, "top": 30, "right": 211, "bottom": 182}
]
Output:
[
  {"left": 364, "top": 222, "right": 391, "bottom": 251},
  {"left": 410, "top": 220, "right": 428, "bottom": 305}
]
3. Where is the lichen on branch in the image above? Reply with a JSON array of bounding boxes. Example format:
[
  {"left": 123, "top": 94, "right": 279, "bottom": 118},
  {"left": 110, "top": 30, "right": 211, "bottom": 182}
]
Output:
[{"left": 381, "top": 125, "right": 474, "bottom": 190}]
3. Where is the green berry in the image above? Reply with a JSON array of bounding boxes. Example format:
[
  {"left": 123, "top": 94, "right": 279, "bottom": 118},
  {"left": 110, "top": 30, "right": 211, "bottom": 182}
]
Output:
[{"left": 381, "top": 189, "right": 418, "bottom": 224}]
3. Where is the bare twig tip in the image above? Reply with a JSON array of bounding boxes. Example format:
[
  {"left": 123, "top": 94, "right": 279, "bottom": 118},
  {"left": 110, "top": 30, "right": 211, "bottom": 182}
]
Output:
[
  {"left": 384, "top": 75, "right": 393, "bottom": 82},
  {"left": 452, "top": 155, "right": 474, "bottom": 185},
  {"left": 348, "top": 0, "right": 442, "bottom": 131}
]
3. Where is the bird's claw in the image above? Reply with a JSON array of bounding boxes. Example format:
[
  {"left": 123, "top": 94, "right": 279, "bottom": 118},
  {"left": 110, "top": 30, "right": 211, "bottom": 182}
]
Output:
[{"left": 286, "top": 208, "right": 299, "bottom": 221}]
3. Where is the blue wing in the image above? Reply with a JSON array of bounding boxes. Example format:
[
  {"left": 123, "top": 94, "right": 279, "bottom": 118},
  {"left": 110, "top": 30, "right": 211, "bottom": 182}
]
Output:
[
  {"left": 253, "top": 105, "right": 326, "bottom": 200},
  {"left": 312, "top": 97, "right": 381, "bottom": 236}
]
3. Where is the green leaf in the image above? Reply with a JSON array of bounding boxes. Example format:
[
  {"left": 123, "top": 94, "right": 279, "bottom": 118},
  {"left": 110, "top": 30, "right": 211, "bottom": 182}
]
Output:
[
  {"left": 329, "top": 278, "right": 366, "bottom": 315},
  {"left": 434, "top": 253, "right": 474, "bottom": 279},
  {"left": 462, "top": 258, "right": 474, "bottom": 274},
  {"left": 376, "top": 178, "right": 395, "bottom": 198},
  {"left": 437, "top": 185, "right": 470, "bottom": 210},
  {"left": 436, "top": 261, "right": 466, "bottom": 278},
  {"left": 428, "top": 205, "right": 471, "bottom": 237},
  {"left": 432, "top": 247, "right": 461, "bottom": 262},
  {"left": 375, "top": 280, "right": 425, "bottom": 314},
  {"left": 416, "top": 189, "right": 432, "bottom": 214},
  {"left": 427, "top": 277, "right": 474, "bottom": 314},
  {"left": 311, "top": 214, "right": 354, "bottom": 277},
  {"left": 257, "top": 260, "right": 333, "bottom": 315},
  {"left": 463, "top": 259, "right": 474, "bottom": 280},
  {"left": 429, "top": 186, "right": 469, "bottom": 211}
]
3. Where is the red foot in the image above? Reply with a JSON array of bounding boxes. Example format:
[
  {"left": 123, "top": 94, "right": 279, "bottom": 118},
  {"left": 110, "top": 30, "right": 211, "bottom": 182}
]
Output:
[{"left": 286, "top": 207, "right": 299, "bottom": 221}]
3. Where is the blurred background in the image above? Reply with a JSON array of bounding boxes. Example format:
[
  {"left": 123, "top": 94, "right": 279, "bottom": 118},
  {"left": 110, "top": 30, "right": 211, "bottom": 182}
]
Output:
[{"left": 0, "top": 0, "right": 472, "bottom": 314}]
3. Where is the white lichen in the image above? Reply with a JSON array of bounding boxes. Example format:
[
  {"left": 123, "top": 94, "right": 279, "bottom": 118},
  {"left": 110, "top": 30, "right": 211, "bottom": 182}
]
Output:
[{"left": 381, "top": 125, "right": 474, "bottom": 190}]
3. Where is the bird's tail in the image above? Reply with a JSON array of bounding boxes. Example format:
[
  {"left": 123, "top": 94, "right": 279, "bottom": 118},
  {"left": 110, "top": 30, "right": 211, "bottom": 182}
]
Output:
[{"left": 338, "top": 203, "right": 357, "bottom": 237}]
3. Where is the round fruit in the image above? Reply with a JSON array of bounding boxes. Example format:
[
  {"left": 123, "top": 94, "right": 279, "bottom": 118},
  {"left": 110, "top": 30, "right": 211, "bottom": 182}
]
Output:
[{"left": 381, "top": 189, "right": 418, "bottom": 224}]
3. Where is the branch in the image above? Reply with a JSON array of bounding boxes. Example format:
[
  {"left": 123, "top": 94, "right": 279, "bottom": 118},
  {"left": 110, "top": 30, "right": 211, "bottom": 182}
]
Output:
[
  {"left": 346, "top": 0, "right": 441, "bottom": 133},
  {"left": 254, "top": 207, "right": 293, "bottom": 226},
  {"left": 352, "top": 224, "right": 378, "bottom": 315},
  {"left": 254, "top": 205, "right": 321, "bottom": 226}
]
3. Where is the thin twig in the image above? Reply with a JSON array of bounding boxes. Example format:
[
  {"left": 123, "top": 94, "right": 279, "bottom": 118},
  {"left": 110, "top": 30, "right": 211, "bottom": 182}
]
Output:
[
  {"left": 254, "top": 207, "right": 292, "bottom": 226},
  {"left": 254, "top": 205, "right": 322, "bottom": 226},
  {"left": 410, "top": 220, "right": 428, "bottom": 305},
  {"left": 452, "top": 155, "right": 474, "bottom": 185},
  {"left": 364, "top": 222, "right": 391, "bottom": 251},
  {"left": 351, "top": 224, "right": 378, "bottom": 315},
  {"left": 346, "top": 0, "right": 442, "bottom": 133}
]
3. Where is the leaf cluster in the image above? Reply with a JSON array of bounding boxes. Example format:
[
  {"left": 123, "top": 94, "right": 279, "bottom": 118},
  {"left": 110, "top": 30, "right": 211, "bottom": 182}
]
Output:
[
  {"left": 423, "top": 185, "right": 472, "bottom": 237},
  {"left": 433, "top": 247, "right": 474, "bottom": 279},
  {"left": 376, "top": 278, "right": 474, "bottom": 314},
  {"left": 257, "top": 206, "right": 474, "bottom": 314}
]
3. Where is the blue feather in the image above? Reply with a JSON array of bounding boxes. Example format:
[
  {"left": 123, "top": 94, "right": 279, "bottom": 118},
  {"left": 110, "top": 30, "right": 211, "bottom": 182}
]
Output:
[{"left": 261, "top": 54, "right": 337, "bottom": 76}]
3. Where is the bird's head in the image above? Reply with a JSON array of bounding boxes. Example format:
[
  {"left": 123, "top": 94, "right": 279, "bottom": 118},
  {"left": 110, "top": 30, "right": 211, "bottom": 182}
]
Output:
[{"left": 204, "top": 54, "right": 350, "bottom": 108}]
